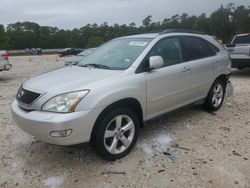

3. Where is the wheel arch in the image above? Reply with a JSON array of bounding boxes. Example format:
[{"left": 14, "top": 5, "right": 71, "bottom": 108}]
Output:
[
  {"left": 90, "top": 98, "right": 144, "bottom": 147},
  {"left": 215, "top": 74, "right": 228, "bottom": 86},
  {"left": 204, "top": 74, "right": 228, "bottom": 104},
  {"left": 203, "top": 74, "right": 228, "bottom": 112}
]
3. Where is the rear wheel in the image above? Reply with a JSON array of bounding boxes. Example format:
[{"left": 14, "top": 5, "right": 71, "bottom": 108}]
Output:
[
  {"left": 94, "top": 108, "right": 139, "bottom": 161},
  {"left": 203, "top": 79, "right": 226, "bottom": 112}
]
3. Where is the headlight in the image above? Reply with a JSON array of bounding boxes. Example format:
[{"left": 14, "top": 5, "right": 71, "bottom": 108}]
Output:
[{"left": 42, "top": 90, "right": 89, "bottom": 113}]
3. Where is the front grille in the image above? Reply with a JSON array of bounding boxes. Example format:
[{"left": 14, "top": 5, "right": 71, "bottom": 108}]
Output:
[{"left": 16, "top": 87, "right": 41, "bottom": 105}]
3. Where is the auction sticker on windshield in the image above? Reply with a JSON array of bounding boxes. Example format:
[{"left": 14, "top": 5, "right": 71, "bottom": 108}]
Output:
[{"left": 129, "top": 41, "right": 148, "bottom": 46}]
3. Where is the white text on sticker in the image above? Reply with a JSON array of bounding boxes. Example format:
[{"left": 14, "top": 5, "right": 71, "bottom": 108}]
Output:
[{"left": 129, "top": 41, "right": 148, "bottom": 47}]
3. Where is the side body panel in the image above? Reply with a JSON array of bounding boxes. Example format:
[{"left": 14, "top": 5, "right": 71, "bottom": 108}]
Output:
[{"left": 145, "top": 62, "right": 191, "bottom": 120}]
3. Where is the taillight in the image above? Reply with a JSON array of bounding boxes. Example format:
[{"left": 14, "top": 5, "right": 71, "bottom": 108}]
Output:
[{"left": 1, "top": 52, "right": 8, "bottom": 60}]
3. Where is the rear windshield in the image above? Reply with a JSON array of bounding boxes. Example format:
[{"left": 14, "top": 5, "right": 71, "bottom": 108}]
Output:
[{"left": 232, "top": 35, "right": 250, "bottom": 44}]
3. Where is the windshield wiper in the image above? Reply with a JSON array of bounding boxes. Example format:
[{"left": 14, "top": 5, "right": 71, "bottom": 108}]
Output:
[{"left": 78, "top": 63, "right": 111, "bottom": 69}]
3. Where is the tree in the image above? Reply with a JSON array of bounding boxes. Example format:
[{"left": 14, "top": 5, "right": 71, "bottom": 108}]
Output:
[
  {"left": 0, "top": 25, "right": 11, "bottom": 49},
  {"left": 142, "top": 15, "right": 152, "bottom": 28},
  {"left": 232, "top": 5, "right": 250, "bottom": 33},
  {"left": 129, "top": 22, "right": 136, "bottom": 27},
  {"left": 0, "top": 4, "right": 249, "bottom": 49},
  {"left": 210, "top": 5, "right": 234, "bottom": 42},
  {"left": 86, "top": 36, "right": 104, "bottom": 47}
]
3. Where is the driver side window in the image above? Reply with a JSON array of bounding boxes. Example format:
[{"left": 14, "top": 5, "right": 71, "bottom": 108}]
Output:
[{"left": 149, "top": 37, "right": 183, "bottom": 67}]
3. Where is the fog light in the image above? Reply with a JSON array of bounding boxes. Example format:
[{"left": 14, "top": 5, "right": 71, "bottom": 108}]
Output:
[{"left": 49, "top": 129, "right": 72, "bottom": 138}]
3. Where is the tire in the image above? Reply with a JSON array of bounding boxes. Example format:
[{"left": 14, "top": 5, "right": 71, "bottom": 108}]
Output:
[
  {"left": 94, "top": 108, "right": 139, "bottom": 161},
  {"left": 203, "top": 79, "right": 226, "bottom": 112}
]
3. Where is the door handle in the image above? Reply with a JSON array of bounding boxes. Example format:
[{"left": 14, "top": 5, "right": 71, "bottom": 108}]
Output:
[{"left": 182, "top": 67, "right": 190, "bottom": 72}]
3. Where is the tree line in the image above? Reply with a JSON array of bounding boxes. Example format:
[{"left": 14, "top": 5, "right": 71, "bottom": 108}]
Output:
[{"left": 0, "top": 3, "right": 250, "bottom": 50}]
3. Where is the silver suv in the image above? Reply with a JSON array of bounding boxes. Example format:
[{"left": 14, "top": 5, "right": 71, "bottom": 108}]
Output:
[
  {"left": 0, "top": 50, "right": 12, "bottom": 71},
  {"left": 11, "top": 30, "right": 233, "bottom": 160}
]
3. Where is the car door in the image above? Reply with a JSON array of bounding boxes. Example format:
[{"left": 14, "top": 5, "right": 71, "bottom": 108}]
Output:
[
  {"left": 180, "top": 36, "right": 217, "bottom": 102},
  {"left": 143, "top": 37, "right": 192, "bottom": 119}
]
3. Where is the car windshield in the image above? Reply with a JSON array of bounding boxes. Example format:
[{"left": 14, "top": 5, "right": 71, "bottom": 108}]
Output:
[
  {"left": 78, "top": 38, "right": 152, "bottom": 70},
  {"left": 78, "top": 48, "right": 96, "bottom": 56},
  {"left": 232, "top": 35, "right": 250, "bottom": 44}
]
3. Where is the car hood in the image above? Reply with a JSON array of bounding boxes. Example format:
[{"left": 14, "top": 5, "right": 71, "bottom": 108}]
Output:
[{"left": 23, "top": 66, "right": 122, "bottom": 94}]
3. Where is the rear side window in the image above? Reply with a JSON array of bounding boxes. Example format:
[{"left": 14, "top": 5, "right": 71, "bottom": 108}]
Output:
[
  {"left": 232, "top": 35, "right": 250, "bottom": 44},
  {"left": 181, "top": 36, "right": 215, "bottom": 61}
]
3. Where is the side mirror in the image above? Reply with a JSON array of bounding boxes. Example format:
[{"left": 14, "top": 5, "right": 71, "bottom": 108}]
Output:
[
  {"left": 65, "top": 61, "right": 71, "bottom": 66},
  {"left": 65, "top": 61, "right": 78, "bottom": 66},
  {"left": 149, "top": 56, "right": 164, "bottom": 70}
]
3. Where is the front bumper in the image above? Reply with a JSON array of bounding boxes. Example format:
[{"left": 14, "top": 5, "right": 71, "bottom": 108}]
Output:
[{"left": 11, "top": 100, "right": 101, "bottom": 146}]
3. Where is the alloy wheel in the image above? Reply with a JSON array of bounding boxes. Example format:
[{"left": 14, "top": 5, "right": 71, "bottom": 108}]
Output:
[
  {"left": 104, "top": 115, "right": 135, "bottom": 154},
  {"left": 212, "top": 83, "right": 224, "bottom": 108}
]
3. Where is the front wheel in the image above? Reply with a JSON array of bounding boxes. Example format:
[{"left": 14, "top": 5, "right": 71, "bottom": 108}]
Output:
[
  {"left": 203, "top": 79, "right": 226, "bottom": 112},
  {"left": 94, "top": 108, "right": 139, "bottom": 161}
]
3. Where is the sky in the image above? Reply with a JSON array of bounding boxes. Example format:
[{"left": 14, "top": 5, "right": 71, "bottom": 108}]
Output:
[{"left": 0, "top": 0, "right": 249, "bottom": 29}]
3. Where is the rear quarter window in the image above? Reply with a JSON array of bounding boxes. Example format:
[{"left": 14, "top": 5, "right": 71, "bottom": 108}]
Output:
[
  {"left": 205, "top": 41, "right": 220, "bottom": 56},
  {"left": 181, "top": 36, "right": 216, "bottom": 61}
]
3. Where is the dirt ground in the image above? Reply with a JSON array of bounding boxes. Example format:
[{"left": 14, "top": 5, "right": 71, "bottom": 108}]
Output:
[{"left": 0, "top": 55, "right": 249, "bottom": 188}]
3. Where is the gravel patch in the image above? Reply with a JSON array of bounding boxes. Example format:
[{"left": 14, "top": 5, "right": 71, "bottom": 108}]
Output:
[{"left": 0, "top": 55, "right": 250, "bottom": 187}]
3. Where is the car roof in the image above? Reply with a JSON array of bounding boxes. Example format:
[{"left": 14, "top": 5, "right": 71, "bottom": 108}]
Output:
[{"left": 120, "top": 30, "right": 208, "bottom": 39}]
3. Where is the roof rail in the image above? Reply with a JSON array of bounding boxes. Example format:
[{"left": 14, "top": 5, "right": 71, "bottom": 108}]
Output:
[
  {"left": 123, "top": 30, "right": 162, "bottom": 37},
  {"left": 159, "top": 29, "right": 207, "bottom": 35},
  {"left": 123, "top": 32, "right": 141, "bottom": 36}
]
